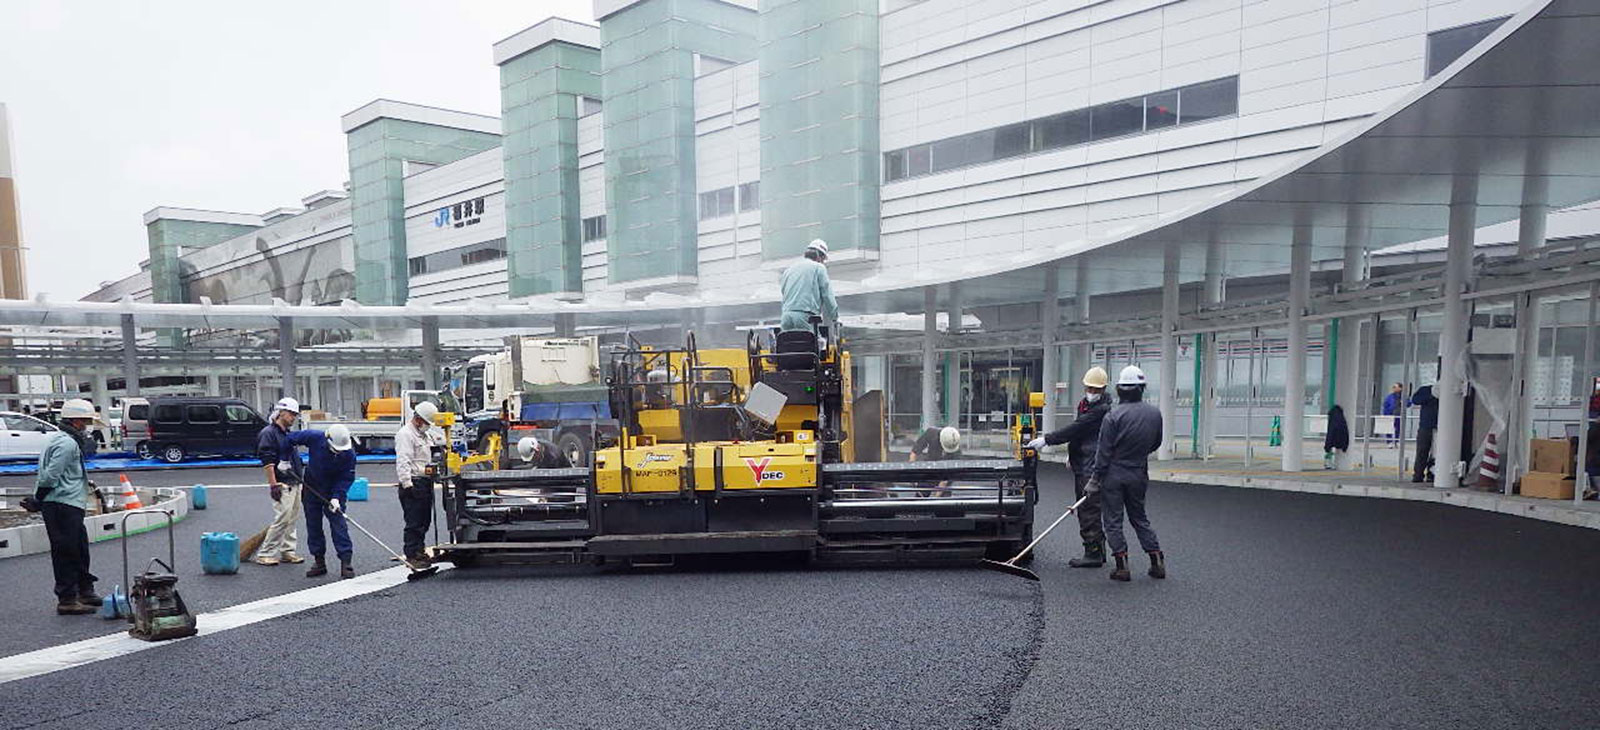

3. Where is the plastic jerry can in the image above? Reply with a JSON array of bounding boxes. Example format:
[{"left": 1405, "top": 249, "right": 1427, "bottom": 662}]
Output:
[
  {"left": 200, "top": 532, "right": 240, "bottom": 575},
  {"left": 348, "top": 477, "right": 370, "bottom": 502},
  {"left": 191, "top": 484, "right": 208, "bottom": 510}
]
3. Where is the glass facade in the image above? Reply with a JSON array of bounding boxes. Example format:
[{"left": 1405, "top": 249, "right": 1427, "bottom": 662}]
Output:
[
  {"left": 1426, "top": 17, "right": 1510, "bottom": 77},
  {"left": 500, "top": 40, "right": 601, "bottom": 297},
  {"left": 346, "top": 119, "right": 500, "bottom": 305},
  {"left": 758, "top": 0, "right": 880, "bottom": 260},
  {"left": 600, "top": 0, "right": 756, "bottom": 285},
  {"left": 146, "top": 217, "right": 260, "bottom": 346}
]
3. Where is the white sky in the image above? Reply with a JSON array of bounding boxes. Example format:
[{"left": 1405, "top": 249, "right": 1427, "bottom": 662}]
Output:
[{"left": 0, "top": 0, "right": 595, "bottom": 300}]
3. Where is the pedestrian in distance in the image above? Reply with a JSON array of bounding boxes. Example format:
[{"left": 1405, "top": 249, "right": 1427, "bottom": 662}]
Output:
[
  {"left": 1409, "top": 383, "right": 1439, "bottom": 483},
  {"left": 1324, "top": 405, "right": 1350, "bottom": 470},
  {"left": 253, "top": 397, "right": 305, "bottom": 566},
  {"left": 289, "top": 423, "right": 358, "bottom": 579},
  {"left": 20, "top": 399, "right": 103, "bottom": 615},
  {"left": 1025, "top": 366, "right": 1113, "bottom": 568},
  {"left": 1382, "top": 383, "right": 1404, "bottom": 447},
  {"left": 1086, "top": 366, "right": 1166, "bottom": 582},
  {"left": 778, "top": 239, "right": 839, "bottom": 333},
  {"left": 395, "top": 401, "right": 441, "bottom": 570}
]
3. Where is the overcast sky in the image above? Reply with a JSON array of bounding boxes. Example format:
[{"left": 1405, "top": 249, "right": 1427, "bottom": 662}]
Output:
[{"left": 0, "top": 0, "right": 594, "bottom": 300}]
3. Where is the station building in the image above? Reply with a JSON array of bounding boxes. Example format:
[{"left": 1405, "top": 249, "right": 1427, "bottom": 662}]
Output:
[{"left": 62, "top": 0, "right": 1600, "bottom": 491}]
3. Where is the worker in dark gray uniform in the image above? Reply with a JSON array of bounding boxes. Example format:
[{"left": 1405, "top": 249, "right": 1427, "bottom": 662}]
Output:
[
  {"left": 1087, "top": 365, "right": 1165, "bottom": 582},
  {"left": 1026, "top": 366, "right": 1112, "bottom": 568}
]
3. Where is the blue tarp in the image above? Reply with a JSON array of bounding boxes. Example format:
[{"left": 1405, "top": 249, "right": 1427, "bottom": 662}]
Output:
[{"left": 0, "top": 453, "right": 395, "bottom": 475}]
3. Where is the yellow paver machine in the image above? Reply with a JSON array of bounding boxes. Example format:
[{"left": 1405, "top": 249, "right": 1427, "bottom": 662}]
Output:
[{"left": 434, "top": 326, "right": 1039, "bottom": 568}]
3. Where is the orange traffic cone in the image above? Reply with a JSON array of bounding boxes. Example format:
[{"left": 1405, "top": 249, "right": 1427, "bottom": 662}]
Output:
[
  {"left": 119, "top": 474, "right": 142, "bottom": 510},
  {"left": 1475, "top": 433, "right": 1501, "bottom": 491}
]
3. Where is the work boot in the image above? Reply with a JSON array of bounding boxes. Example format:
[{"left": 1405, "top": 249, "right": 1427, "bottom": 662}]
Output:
[
  {"left": 280, "top": 552, "right": 305, "bottom": 564},
  {"left": 405, "top": 556, "right": 432, "bottom": 571},
  {"left": 1147, "top": 550, "right": 1166, "bottom": 579},
  {"left": 1068, "top": 541, "right": 1105, "bottom": 568},
  {"left": 78, "top": 589, "right": 104, "bottom": 606},
  {"left": 1109, "top": 552, "right": 1131, "bottom": 582},
  {"left": 56, "top": 598, "right": 96, "bottom": 615},
  {"left": 340, "top": 561, "right": 355, "bottom": 580},
  {"left": 305, "top": 557, "right": 328, "bottom": 578},
  {"left": 254, "top": 555, "right": 280, "bottom": 566}
]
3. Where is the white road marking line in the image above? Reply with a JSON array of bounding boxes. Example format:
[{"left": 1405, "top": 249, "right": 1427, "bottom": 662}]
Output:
[{"left": 0, "top": 564, "right": 448, "bottom": 685}]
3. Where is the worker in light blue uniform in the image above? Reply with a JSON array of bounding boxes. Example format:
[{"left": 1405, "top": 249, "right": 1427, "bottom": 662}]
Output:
[
  {"left": 289, "top": 424, "right": 357, "bottom": 580},
  {"left": 25, "top": 399, "right": 103, "bottom": 614},
  {"left": 779, "top": 239, "right": 839, "bottom": 332}
]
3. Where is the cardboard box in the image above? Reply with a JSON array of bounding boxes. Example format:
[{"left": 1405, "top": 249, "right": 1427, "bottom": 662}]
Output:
[
  {"left": 1530, "top": 438, "right": 1576, "bottom": 476},
  {"left": 1521, "top": 471, "right": 1576, "bottom": 500}
]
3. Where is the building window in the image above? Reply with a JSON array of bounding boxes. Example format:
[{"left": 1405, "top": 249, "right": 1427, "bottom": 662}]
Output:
[
  {"left": 698, "top": 186, "right": 736, "bottom": 220},
  {"left": 883, "top": 76, "right": 1240, "bottom": 182},
  {"left": 408, "top": 238, "right": 507, "bottom": 276},
  {"left": 738, "top": 181, "right": 760, "bottom": 212},
  {"left": 1426, "top": 17, "right": 1509, "bottom": 77},
  {"left": 580, "top": 96, "right": 603, "bottom": 117},
  {"left": 582, "top": 215, "right": 606, "bottom": 242}
]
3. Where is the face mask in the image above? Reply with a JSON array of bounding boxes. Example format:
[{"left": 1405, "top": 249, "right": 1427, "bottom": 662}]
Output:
[{"left": 1084, "top": 392, "right": 1102, "bottom": 404}]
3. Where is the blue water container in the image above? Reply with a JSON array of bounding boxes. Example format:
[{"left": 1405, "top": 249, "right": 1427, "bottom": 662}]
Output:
[
  {"left": 348, "top": 477, "right": 370, "bottom": 502},
  {"left": 201, "top": 532, "right": 240, "bottom": 575},
  {"left": 191, "top": 483, "right": 208, "bottom": 510}
]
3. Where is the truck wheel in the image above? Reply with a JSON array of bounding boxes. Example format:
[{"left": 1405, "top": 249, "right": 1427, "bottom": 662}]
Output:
[
  {"left": 160, "top": 444, "right": 186, "bottom": 464},
  {"left": 558, "top": 432, "right": 592, "bottom": 467}
]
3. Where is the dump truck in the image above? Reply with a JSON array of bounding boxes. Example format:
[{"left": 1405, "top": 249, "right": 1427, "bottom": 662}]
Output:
[
  {"left": 450, "top": 336, "right": 618, "bottom": 467},
  {"left": 433, "top": 326, "right": 1038, "bottom": 569}
]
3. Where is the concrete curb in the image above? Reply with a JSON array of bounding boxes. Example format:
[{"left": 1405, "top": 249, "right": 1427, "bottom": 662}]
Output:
[
  {"left": 961, "top": 447, "right": 1600, "bottom": 533},
  {"left": 0, "top": 488, "right": 190, "bottom": 560}
]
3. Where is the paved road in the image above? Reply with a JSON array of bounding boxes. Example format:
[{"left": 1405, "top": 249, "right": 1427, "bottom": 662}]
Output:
[
  {"left": 0, "top": 466, "right": 415, "bottom": 654},
  {"left": 3, "top": 464, "right": 1599, "bottom": 728}
]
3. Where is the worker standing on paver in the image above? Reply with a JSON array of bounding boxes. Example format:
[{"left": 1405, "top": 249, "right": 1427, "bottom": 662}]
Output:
[
  {"left": 289, "top": 424, "right": 357, "bottom": 579},
  {"left": 22, "top": 399, "right": 102, "bottom": 614},
  {"left": 1026, "top": 366, "right": 1113, "bottom": 568},
  {"left": 1410, "top": 383, "right": 1439, "bottom": 483},
  {"left": 1088, "top": 366, "right": 1165, "bottom": 582},
  {"left": 395, "top": 402, "right": 439, "bottom": 569},
  {"left": 253, "top": 398, "right": 305, "bottom": 566},
  {"left": 778, "top": 239, "right": 839, "bottom": 333}
]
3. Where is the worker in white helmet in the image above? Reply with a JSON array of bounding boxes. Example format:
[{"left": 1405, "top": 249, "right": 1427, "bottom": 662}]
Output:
[
  {"left": 778, "top": 238, "right": 839, "bottom": 333},
  {"left": 252, "top": 397, "right": 305, "bottom": 566},
  {"left": 1086, "top": 365, "right": 1165, "bottom": 581},
  {"left": 517, "top": 435, "right": 572, "bottom": 469},
  {"left": 23, "top": 399, "right": 104, "bottom": 614},
  {"left": 288, "top": 423, "right": 358, "bottom": 579},
  {"left": 394, "top": 401, "right": 441, "bottom": 569},
  {"left": 1026, "top": 366, "right": 1113, "bottom": 568},
  {"left": 910, "top": 425, "right": 961, "bottom": 497}
]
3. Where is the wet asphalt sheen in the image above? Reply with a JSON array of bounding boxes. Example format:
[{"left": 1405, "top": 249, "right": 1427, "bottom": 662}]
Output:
[{"left": 3, "top": 464, "right": 1599, "bottom": 729}]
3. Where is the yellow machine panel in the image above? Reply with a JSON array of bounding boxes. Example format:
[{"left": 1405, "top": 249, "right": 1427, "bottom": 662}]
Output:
[
  {"left": 636, "top": 409, "right": 682, "bottom": 442},
  {"left": 593, "top": 444, "right": 690, "bottom": 494},
  {"left": 692, "top": 441, "right": 817, "bottom": 490}
]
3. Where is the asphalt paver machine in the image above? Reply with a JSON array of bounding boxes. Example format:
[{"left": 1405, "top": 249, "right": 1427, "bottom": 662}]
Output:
[{"left": 434, "top": 325, "right": 1037, "bottom": 568}]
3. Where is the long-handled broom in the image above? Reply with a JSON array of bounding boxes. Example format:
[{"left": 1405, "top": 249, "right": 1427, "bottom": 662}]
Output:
[{"left": 981, "top": 493, "right": 1090, "bottom": 582}]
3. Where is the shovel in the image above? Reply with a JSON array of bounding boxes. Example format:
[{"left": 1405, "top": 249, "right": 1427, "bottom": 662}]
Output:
[{"left": 981, "top": 493, "right": 1090, "bottom": 582}]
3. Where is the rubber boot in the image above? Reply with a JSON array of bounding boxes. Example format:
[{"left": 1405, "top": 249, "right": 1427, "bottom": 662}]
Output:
[
  {"left": 1147, "top": 550, "right": 1166, "bottom": 579},
  {"left": 305, "top": 557, "right": 328, "bottom": 578},
  {"left": 1067, "top": 541, "right": 1105, "bottom": 568},
  {"left": 1109, "top": 552, "right": 1131, "bottom": 582},
  {"left": 339, "top": 560, "right": 355, "bottom": 580}
]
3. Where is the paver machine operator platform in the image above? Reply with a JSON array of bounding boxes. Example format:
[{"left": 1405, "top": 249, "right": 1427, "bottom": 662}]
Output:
[{"left": 433, "top": 324, "right": 1039, "bottom": 568}]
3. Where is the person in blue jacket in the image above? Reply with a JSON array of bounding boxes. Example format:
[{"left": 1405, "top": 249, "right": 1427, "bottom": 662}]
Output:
[{"left": 289, "top": 423, "right": 357, "bottom": 579}]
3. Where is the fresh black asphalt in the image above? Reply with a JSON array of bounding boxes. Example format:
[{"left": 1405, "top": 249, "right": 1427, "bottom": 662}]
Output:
[{"left": 3, "top": 463, "right": 1599, "bottom": 729}]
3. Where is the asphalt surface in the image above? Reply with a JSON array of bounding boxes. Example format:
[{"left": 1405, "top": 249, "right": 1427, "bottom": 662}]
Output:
[
  {"left": 3, "top": 464, "right": 1600, "bottom": 728},
  {"left": 0, "top": 465, "right": 415, "bottom": 654}
]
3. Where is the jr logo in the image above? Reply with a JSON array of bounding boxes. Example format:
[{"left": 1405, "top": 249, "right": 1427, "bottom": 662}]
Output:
[
  {"left": 744, "top": 457, "right": 785, "bottom": 484},
  {"left": 432, "top": 208, "right": 450, "bottom": 228}
]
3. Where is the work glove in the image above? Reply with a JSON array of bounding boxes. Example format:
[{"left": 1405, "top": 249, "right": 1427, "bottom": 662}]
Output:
[
  {"left": 328, "top": 498, "right": 342, "bottom": 514},
  {"left": 19, "top": 496, "right": 41, "bottom": 513},
  {"left": 1083, "top": 477, "right": 1102, "bottom": 496},
  {"left": 269, "top": 484, "right": 282, "bottom": 502},
  {"left": 1025, "top": 437, "right": 1046, "bottom": 452}
]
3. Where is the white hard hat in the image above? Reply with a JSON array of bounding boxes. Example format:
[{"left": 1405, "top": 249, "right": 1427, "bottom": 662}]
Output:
[
  {"left": 412, "top": 401, "right": 439, "bottom": 425},
  {"left": 806, "top": 239, "right": 829, "bottom": 257},
  {"left": 939, "top": 426, "right": 961, "bottom": 453},
  {"left": 59, "top": 398, "right": 101, "bottom": 423},
  {"left": 1117, "top": 365, "right": 1148, "bottom": 386},
  {"left": 326, "top": 424, "right": 354, "bottom": 452},
  {"left": 517, "top": 436, "right": 539, "bottom": 461},
  {"left": 275, "top": 397, "right": 301, "bottom": 414}
]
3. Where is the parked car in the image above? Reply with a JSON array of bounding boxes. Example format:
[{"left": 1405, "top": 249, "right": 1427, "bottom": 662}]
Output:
[
  {"left": 121, "top": 397, "right": 151, "bottom": 458},
  {"left": 141, "top": 396, "right": 266, "bottom": 463},
  {"left": 0, "top": 411, "right": 61, "bottom": 460}
]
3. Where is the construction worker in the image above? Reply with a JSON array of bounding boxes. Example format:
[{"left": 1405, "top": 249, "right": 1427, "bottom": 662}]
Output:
[
  {"left": 395, "top": 401, "right": 439, "bottom": 569},
  {"left": 778, "top": 239, "right": 839, "bottom": 332},
  {"left": 289, "top": 424, "right": 357, "bottom": 579},
  {"left": 517, "top": 435, "right": 572, "bottom": 469},
  {"left": 910, "top": 425, "right": 961, "bottom": 461},
  {"left": 22, "top": 399, "right": 102, "bottom": 614},
  {"left": 1026, "top": 366, "right": 1112, "bottom": 568},
  {"left": 253, "top": 397, "right": 305, "bottom": 566},
  {"left": 1087, "top": 365, "right": 1165, "bottom": 582}
]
